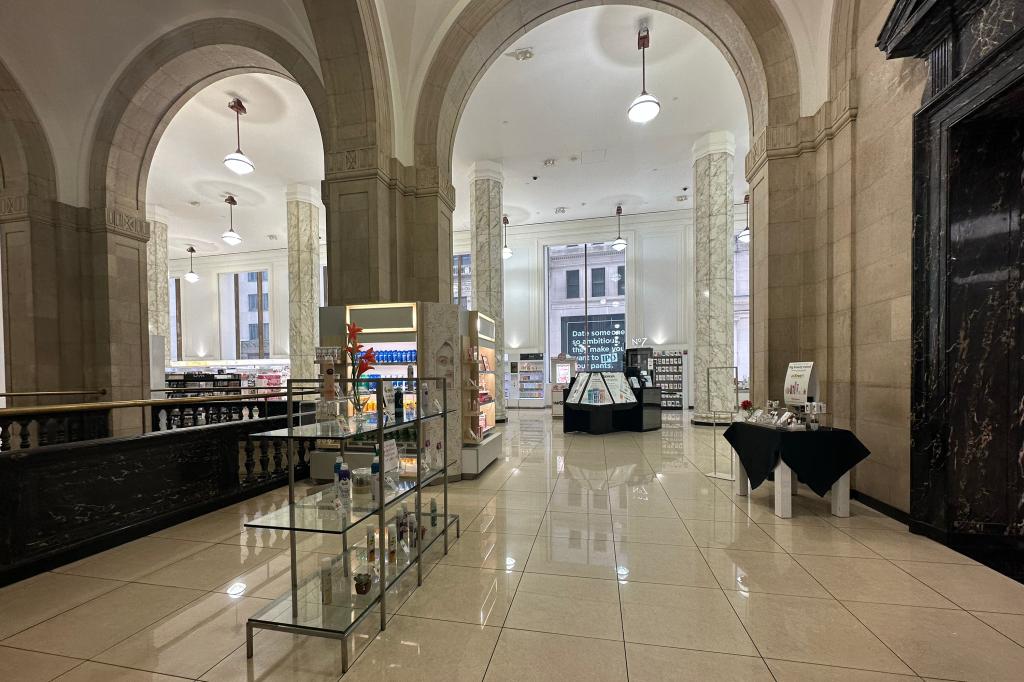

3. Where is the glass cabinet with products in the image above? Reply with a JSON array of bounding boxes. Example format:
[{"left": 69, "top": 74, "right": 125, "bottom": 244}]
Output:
[{"left": 460, "top": 311, "right": 502, "bottom": 476}]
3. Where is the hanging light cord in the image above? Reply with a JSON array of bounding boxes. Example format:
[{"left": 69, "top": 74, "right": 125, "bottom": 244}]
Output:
[{"left": 235, "top": 110, "right": 241, "bottom": 152}]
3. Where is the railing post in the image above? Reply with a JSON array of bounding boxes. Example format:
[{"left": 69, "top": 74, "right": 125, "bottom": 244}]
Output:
[
  {"left": 17, "top": 418, "right": 31, "bottom": 449},
  {"left": 244, "top": 438, "right": 256, "bottom": 482}
]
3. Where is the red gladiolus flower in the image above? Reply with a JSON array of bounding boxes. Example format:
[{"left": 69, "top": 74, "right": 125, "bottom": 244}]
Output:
[
  {"left": 356, "top": 357, "right": 373, "bottom": 377},
  {"left": 362, "top": 347, "right": 377, "bottom": 364},
  {"left": 346, "top": 322, "right": 363, "bottom": 342}
]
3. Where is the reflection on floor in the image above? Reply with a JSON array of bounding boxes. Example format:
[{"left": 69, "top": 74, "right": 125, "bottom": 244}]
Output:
[{"left": 3, "top": 409, "right": 1024, "bottom": 681}]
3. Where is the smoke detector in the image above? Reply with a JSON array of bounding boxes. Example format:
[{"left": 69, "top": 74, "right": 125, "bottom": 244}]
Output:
[
  {"left": 505, "top": 47, "right": 534, "bottom": 61},
  {"left": 543, "top": 158, "right": 556, "bottom": 167},
  {"left": 554, "top": 206, "right": 568, "bottom": 215}
]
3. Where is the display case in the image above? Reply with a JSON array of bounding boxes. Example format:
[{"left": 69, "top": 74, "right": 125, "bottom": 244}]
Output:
[
  {"left": 514, "top": 353, "right": 545, "bottom": 408},
  {"left": 459, "top": 311, "right": 503, "bottom": 476},
  {"left": 563, "top": 371, "right": 638, "bottom": 435},
  {"left": 652, "top": 349, "right": 689, "bottom": 409},
  {"left": 243, "top": 377, "right": 458, "bottom": 674},
  {"left": 548, "top": 355, "right": 577, "bottom": 418}
]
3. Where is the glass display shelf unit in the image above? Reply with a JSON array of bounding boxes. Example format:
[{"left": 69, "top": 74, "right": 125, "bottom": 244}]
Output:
[
  {"left": 242, "top": 376, "right": 456, "bottom": 674},
  {"left": 566, "top": 371, "right": 637, "bottom": 410}
]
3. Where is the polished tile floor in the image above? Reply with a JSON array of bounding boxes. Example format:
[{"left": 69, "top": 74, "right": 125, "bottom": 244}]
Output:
[{"left": 3, "top": 411, "right": 1024, "bottom": 681}]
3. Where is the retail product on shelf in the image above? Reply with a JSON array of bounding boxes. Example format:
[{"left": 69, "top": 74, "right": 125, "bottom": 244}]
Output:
[
  {"left": 514, "top": 353, "right": 545, "bottom": 408},
  {"left": 652, "top": 349, "right": 689, "bottom": 410},
  {"left": 243, "top": 376, "right": 458, "bottom": 675},
  {"left": 163, "top": 371, "right": 242, "bottom": 398},
  {"left": 461, "top": 311, "right": 498, "bottom": 444}
]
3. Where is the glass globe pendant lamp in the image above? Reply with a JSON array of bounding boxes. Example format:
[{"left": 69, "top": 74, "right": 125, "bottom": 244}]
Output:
[
  {"left": 737, "top": 193, "right": 751, "bottom": 244},
  {"left": 612, "top": 205, "right": 627, "bottom": 251},
  {"left": 502, "top": 215, "right": 513, "bottom": 259},
  {"left": 627, "top": 27, "right": 660, "bottom": 124},
  {"left": 221, "top": 195, "right": 242, "bottom": 246},
  {"left": 223, "top": 98, "right": 255, "bottom": 175},
  {"left": 184, "top": 246, "right": 200, "bottom": 283}
]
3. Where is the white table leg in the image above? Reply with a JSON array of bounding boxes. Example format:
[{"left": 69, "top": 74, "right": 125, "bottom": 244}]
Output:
[
  {"left": 734, "top": 453, "right": 749, "bottom": 497},
  {"left": 774, "top": 460, "right": 793, "bottom": 518},
  {"left": 792, "top": 468, "right": 798, "bottom": 495},
  {"left": 830, "top": 472, "right": 850, "bottom": 517}
]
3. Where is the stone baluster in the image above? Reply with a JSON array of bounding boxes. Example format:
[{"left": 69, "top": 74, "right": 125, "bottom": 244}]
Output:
[
  {"left": 18, "top": 418, "right": 31, "bottom": 449},
  {"left": 259, "top": 437, "right": 271, "bottom": 478},
  {"left": 244, "top": 439, "right": 256, "bottom": 482},
  {"left": 0, "top": 421, "right": 11, "bottom": 451}
]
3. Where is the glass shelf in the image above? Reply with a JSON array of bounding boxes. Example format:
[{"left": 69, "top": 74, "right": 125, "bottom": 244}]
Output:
[
  {"left": 244, "top": 468, "right": 446, "bottom": 535},
  {"left": 248, "top": 513, "right": 458, "bottom": 637},
  {"left": 253, "top": 408, "right": 452, "bottom": 442}
]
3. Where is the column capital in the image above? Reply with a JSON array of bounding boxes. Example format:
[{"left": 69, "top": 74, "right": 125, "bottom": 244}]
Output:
[
  {"left": 286, "top": 183, "right": 322, "bottom": 205},
  {"left": 467, "top": 160, "right": 503, "bottom": 184},
  {"left": 692, "top": 131, "right": 736, "bottom": 161}
]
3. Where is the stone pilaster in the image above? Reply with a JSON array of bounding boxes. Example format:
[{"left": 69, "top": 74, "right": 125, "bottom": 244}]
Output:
[
  {"left": 287, "top": 184, "right": 321, "bottom": 380},
  {"left": 468, "top": 161, "right": 506, "bottom": 421},
  {"left": 146, "top": 207, "right": 169, "bottom": 367},
  {"left": 692, "top": 131, "right": 736, "bottom": 425}
]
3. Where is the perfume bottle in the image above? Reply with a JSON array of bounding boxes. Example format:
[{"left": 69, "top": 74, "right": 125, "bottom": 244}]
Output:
[{"left": 367, "top": 527, "right": 376, "bottom": 562}]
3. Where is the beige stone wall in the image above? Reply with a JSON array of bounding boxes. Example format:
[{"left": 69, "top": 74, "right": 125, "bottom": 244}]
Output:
[{"left": 845, "top": 0, "right": 927, "bottom": 512}]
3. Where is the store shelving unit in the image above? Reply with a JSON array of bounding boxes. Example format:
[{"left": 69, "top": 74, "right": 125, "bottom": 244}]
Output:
[
  {"left": 244, "top": 377, "right": 458, "bottom": 674},
  {"left": 460, "top": 311, "right": 502, "bottom": 476},
  {"left": 653, "top": 350, "right": 689, "bottom": 410},
  {"left": 515, "top": 354, "right": 546, "bottom": 408},
  {"left": 163, "top": 371, "right": 241, "bottom": 398}
]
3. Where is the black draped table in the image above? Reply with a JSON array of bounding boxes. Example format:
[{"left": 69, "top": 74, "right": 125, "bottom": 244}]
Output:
[{"left": 722, "top": 422, "right": 870, "bottom": 518}]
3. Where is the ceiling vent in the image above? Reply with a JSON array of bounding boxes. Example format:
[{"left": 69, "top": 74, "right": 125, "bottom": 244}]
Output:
[{"left": 505, "top": 47, "right": 534, "bottom": 61}]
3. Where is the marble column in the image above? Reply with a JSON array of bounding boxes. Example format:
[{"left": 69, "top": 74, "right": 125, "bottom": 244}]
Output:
[
  {"left": 287, "top": 184, "right": 321, "bottom": 380},
  {"left": 468, "top": 161, "right": 507, "bottom": 422},
  {"left": 146, "top": 207, "right": 170, "bottom": 367},
  {"left": 692, "top": 131, "right": 735, "bottom": 425}
]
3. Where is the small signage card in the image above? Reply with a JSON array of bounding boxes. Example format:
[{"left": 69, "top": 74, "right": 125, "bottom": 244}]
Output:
[
  {"left": 316, "top": 346, "right": 345, "bottom": 362},
  {"left": 382, "top": 439, "right": 399, "bottom": 473},
  {"left": 783, "top": 361, "right": 818, "bottom": 406}
]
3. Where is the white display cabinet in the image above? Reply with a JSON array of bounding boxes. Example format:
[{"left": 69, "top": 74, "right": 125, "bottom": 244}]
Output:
[{"left": 459, "top": 310, "right": 502, "bottom": 477}]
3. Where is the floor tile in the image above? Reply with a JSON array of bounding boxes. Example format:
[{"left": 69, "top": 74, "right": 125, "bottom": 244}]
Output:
[
  {"left": 625, "top": 643, "right": 773, "bottom": 681},
  {"left": 684, "top": 520, "right": 784, "bottom": 552},
  {"left": 342, "top": 616, "right": 499, "bottom": 682},
  {"left": 53, "top": 537, "right": 212, "bottom": 582},
  {"left": 397, "top": 564, "right": 520, "bottom": 626},
  {"left": 760, "top": 525, "right": 880, "bottom": 557},
  {"left": 94, "top": 593, "right": 271, "bottom": 679},
  {"left": 525, "top": 537, "right": 618, "bottom": 580},
  {"left": 611, "top": 515, "right": 694, "bottom": 545},
  {"left": 553, "top": 478, "right": 610, "bottom": 494},
  {"left": 211, "top": 549, "right": 332, "bottom": 600},
  {"left": 438, "top": 531, "right": 535, "bottom": 571},
  {"left": 505, "top": 572, "right": 623, "bottom": 640},
  {"left": 136, "top": 543, "right": 284, "bottom": 590},
  {"left": 607, "top": 489, "right": 679, "bottom": 517},
  {"left": 672, "top": 495, "right": 750, "bottom": 522},
  {"left": 56, "top": 662, "right": 189, "bottom": 681},
  {"left": 201, "top": 630, "right": 351, "bottom": 681},
  {"left": 0, "top": 573, "right": 125, "bottom": 640},
  {"left": 468, "top": 509, "right": 545, "bottom": 535},
  {"left": 971, "top": 611, "right": 1024, "bottom": 647},
  {"left": 766, "top": 659, "right": 921, "bottom": 681},
  {"left": 894, "top": 560, "right": 1024, "bottom": 613},
  {"left": 3, "top": 582, "right": 204, "bottom": 659},
  {"left": 614, "top": 542, "right": 717, "bottom": 587},
  {"left": 846, "top": 600, "right": 1024, "bottom": 681},
  {"left": 795, "top": 555, "right": 956, "bottom": 608},
  {"left": 499, "top": 474, "right": 558, "bottom": 493},
  {"left": 538, "top": 512, "right": 614, "bottom": 540},
  {"left": 725, "top": 591, "right": 912, "bottom": 674},
  {"left": 619, "top": 582, "right": 756, "bottom": 655},
  {"left": 0, "top": 646, "right": 81, "bottom": 682},
  {"left": 546, "top": 491, "right": 612, "bottom": 515},
  {"left": 484, "top": 629, "right": 627, "bottom": 682},
  {"left": 489, "top": 490, "right": 553, "bottom": 511},
  {"left": 151, "top": 512, "right": 247, "bottom": 543},
  {"left": 842, "top": 529, "right": 977, "bottom": 563},
  {"left": 703, "top": 548, "right": 830, "bottom": 597}
]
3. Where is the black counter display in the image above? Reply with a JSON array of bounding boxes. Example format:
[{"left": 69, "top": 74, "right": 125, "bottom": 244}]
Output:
[{"left": 563, "top": 372, "right": 661, "bottom": 434}]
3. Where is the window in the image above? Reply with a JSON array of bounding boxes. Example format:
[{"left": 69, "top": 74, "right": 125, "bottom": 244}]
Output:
[
  {"left": 451, "top": 254, "right": 472, "bottom": 310},
  {"left": 566, "top": 270, "right": 580, "bottom": 299},
  {"left": 617, "top": 266, "right": 625, "bottom": 296},
  {"left": 247, "top": 293, "right": 268, "bottom": 312},
  {"left": 169, "top": 277, "right": 182, "bottom": 362},
  {"left": 591, "top": 267, "right": 605, "bottom": 297},
  {"left": 218, "top": 269, "right": 270, "bottom": 359}
]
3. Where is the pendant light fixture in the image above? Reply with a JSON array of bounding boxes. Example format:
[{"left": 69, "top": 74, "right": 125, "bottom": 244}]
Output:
[
  {"left": 627, "top": 27, "right": 660, "bottom": 124},
  {"left": 223, "top": 98, "right": 255, "bottom": 175},
  {"left": 737, "top": 193, "right": 751, "bottom": 244},
  {"left": 184, "top": 246, "right": 200, "bottom": 283},
  {"left": 221, "top": 194, "right": 242, "bottom": 246},
  {"left": 502, "top": 215, "right": 513, "bottom": 259},
  {"left": 612, "top": 205, "right": 627, "bottom": 251}
]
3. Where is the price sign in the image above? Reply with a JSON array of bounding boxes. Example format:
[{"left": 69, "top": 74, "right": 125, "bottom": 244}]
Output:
[{"left": 382, "top": 439, "right": 399, "bottom": 473}]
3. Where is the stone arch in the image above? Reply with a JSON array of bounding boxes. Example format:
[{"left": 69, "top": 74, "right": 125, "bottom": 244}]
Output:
[
  {"left": 0, "top": 57, "right": 57, "bottom": 200},
  {"left": 88, "top": 18, "right": 328, "bottom": 218},
  {"left": 413, "top": 0, "right": 801, "bottom": 187}
]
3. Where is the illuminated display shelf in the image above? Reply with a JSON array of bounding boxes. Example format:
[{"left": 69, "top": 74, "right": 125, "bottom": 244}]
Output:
[{"left": 460, "top": 310, "right": 503, "bottom": 478}]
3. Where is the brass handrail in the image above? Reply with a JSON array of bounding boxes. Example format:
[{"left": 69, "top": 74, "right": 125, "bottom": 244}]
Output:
[
  {"left": 0, "top": 389, "right": 107, "bottom": 398},
  {"left": 0, "top": 390, "right": 320, "bottom": 418}
]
